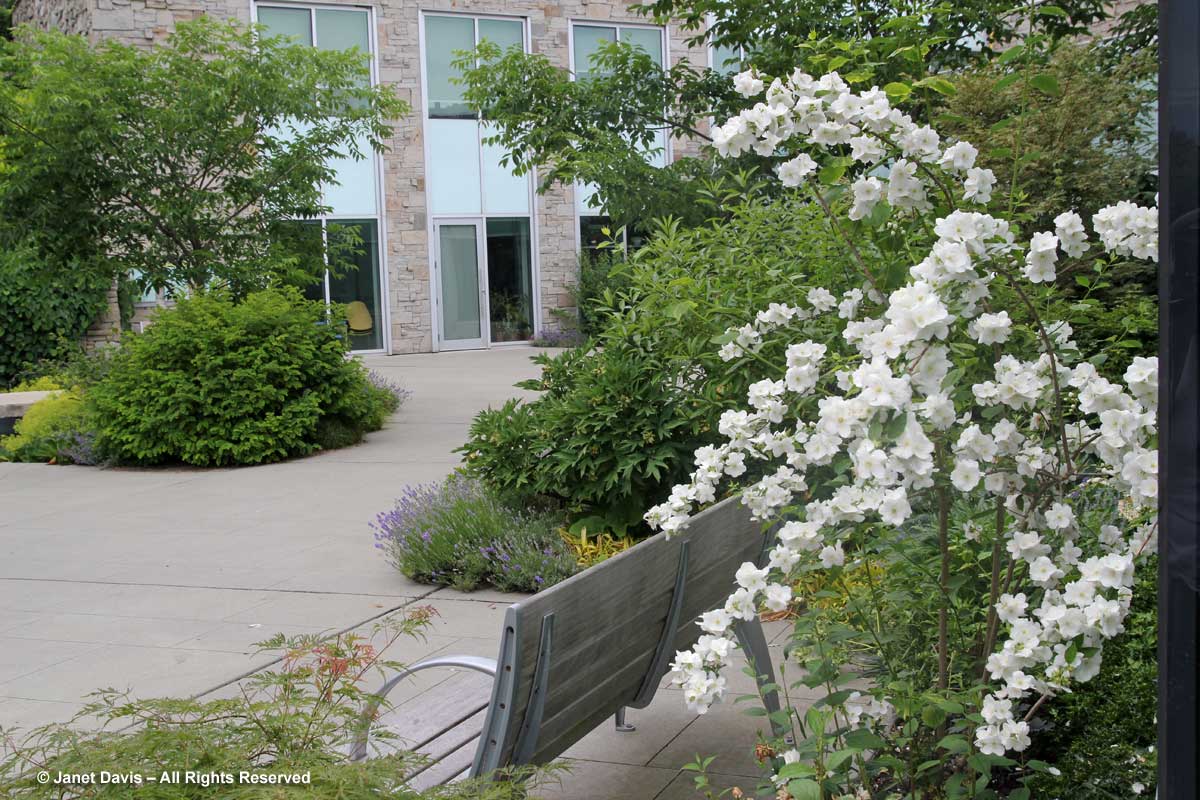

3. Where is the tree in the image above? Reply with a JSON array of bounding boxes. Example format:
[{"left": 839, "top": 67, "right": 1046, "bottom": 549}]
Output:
[
  {"left": 0, "top": 18, "right": 409, "bottom": 295},
  {"left": 460, "top": 1, "right": 1154, "bottom": 226}
]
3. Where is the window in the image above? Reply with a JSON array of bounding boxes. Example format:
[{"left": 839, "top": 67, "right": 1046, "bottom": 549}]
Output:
[
  {"left": 421, "top": 14, "right": 537, "bottom": 349},
  {"left": 425, "top": 14, "right": 524, "bottom": 119},
  {"left": 710, "top": 41, "right": 744, "bottom": 75},
  {"left": 572, "top": 23, "right": 663, "bottom": 79},
  {"left": 569, "top": 22, "right": 668, "bottom": 240},
  {"left": 256, "top": 3, "right": 387, "bottom": 352},
  {"left": 423, "top": 14, "right": 531, "bottom": 217}
]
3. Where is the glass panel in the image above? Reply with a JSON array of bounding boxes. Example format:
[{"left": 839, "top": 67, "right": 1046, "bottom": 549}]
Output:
[
  {"left": 486, "top": 218, "right": 533, "bottom": 342},
  {"left": 426, "top": 15, "right": 476, "bottom": 119},
  {"left": 272, "top": 219, "right": 326, "bottom": 301},
  {"left": 439, "top": 224, "right": 482, "bottom": 342},
  {"left": 328, "top": 220, "right": 383, "bottom": 350},
  {"left": 325, "top": 132, "right": 378, "bottom": 215},
  {"left": 478, "top": 18, "right": 523, "bottom": 53},
  {"left": 621, "top": 27, "right": 662, "bottom": 66},
  {"left": 573, "top": 24, "right": 615, "bottom": 81},
  {"left": 258, "top": 6, "right": 312, "bottom": 45},
  {"left": 315, "top": 9, "right": 369, "bottom": 52},
  {"left": 428, "top": 119, "right": 482, "bottom": 215},
  {"left": 711, "top": 42, "right": 741, "bottom": 75},
  {"left": 575, "top": 180, "right": 601, "bottom": 215},
  {"left": 580, "top": 216, "right": 616, "bottom": 251},
  {"left": 482, "top": 122, "right": 530, "bottom": 214}
]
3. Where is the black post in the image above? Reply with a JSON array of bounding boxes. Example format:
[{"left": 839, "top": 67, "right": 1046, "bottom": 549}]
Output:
[{"left": 1159, "top": 0, "right": 1200, "bottom": 795}]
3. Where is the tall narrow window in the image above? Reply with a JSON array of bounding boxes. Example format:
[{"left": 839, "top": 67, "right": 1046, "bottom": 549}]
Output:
[
  {"left": 570, "top": 22, "right": 667, "bottom": 244},
  {"left": 257, "top": 3, "right": 386, "bottom": 352}
]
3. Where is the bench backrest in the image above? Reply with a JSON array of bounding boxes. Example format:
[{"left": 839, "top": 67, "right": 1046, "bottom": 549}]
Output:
[{"left": 470, "top": 495, "right": 770, "bottom": 774}]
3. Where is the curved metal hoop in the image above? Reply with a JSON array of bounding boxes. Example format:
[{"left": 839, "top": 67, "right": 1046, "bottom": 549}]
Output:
[{"left": 350, "top": 655, "right": 498, "bottom": 761}]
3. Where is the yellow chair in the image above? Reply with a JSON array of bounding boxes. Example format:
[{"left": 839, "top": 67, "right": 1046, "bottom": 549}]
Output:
[{"left": 346, "top": 301, "right": 374, "bottom": 336}]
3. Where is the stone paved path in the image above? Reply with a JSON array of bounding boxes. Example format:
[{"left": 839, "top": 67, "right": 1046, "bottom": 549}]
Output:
[{"left": 0, "top": 347, "right": 791, "bottom": 798}]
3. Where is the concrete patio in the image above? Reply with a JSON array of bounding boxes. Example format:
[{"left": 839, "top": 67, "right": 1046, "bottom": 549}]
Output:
[{"left": 0, "top": 347, "right": 790, "bottom": 799}]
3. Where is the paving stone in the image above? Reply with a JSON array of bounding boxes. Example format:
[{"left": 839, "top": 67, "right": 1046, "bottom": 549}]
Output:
[{"left": 531, "top": 759, "right": 680, "bottom": 800}]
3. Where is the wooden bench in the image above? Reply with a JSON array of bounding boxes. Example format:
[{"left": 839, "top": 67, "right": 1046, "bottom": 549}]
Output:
[{"left": 350, "top": 496, "right": 784, "bottom": 786}]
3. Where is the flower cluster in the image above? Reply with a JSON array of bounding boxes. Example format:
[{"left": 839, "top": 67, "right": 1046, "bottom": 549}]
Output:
[{"left": 649, "top": 68, "right": 1158, "bottom": 766}]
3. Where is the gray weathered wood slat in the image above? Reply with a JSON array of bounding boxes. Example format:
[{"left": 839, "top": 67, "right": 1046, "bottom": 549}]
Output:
[
  {"left": 491, "top": 497, "right": 768, "bottom": 767},
  {"left": 408, "top": 728, "right": 480, "bottom": 791},
  {"left": 369, "top": 671, "right": 492, "bottom": 755}
]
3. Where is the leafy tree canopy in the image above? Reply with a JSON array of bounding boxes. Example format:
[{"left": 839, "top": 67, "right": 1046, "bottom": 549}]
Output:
[
  {"left": 460, "top": 0, "right": 1156, "bottom": 226},
  {"left": 0, "top": 18, "right": 409, "bottom": 295}
]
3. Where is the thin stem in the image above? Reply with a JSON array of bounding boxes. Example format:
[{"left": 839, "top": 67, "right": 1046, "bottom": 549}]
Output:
[
  {"left": 979, "top": 498, "right": 1008, "bottom": 677},
  {"left": 810, "top": 187, "right": 881, "bottom": 293},
  {"left": 936, "top": 483, "right": 950, "bottom": 691}
]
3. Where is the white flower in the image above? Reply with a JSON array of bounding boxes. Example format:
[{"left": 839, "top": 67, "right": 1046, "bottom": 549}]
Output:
[
  {"left": 1054, "top": 210, "right": 1089, "bottom": 257},
  {"left": 819, "top": 542, "right": 846, "bottom": 568},
  {"left": 1023, "top": 232, "right": 1059, "bottom": 283},
  {"left": 1044, "top": 501, "right": 1075, "bottom": 530},
  {"left": 732, "top": 69, "right": 764, "bottom": 97},
  {"left": 734, "top": 562, "right": 769, "bottom": 593},
  {"left": 763, "top": 583, "right": 793, "bottom": 612},
  {"left": 807, "top": 287, "right": 837, "bottom": 313},
  {"left": 699, "top": 608, "right": 733, "bottom": 635},
  {"left": 778, "top": 153, "right": 818, "bottom": 186},
  {"left": 940, "top": 141, "right": 978, "bottom": 172},
  {"left": 1093, "top": 200, "right": 1158, "bottom": 261},
  {"left": 951, "top": 457, "right": 982, "bottom": 490},
  {"left": 964, "top": 167, "right": 996, "bottom": 203},
  {"left": 968, "top": 311, "right": 1013, "bottom": 345},
  {"left": 996, "top": 593, "right": 1027, "bottom": 623}
]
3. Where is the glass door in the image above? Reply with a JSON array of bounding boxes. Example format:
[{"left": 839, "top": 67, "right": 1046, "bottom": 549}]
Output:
[{"left": 435, "top": 220, "right": 488, "bottom": 350}]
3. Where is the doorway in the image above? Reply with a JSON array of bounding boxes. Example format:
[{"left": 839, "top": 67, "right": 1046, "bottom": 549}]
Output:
[{"left": 433, "top": 217, "right": 534, "bottom": 350}]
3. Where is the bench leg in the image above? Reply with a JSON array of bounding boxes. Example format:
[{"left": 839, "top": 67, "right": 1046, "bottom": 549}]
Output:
[
  {"left": 614, "top": 706, "right": 636, "bottom": 732},
  {"left": 735, "top": 619, "right": 788, "bottom": 741}
]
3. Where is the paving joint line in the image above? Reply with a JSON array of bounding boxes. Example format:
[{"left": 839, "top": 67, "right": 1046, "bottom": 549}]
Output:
[{"left": 0, "top": 576, "right": 431, "bottom": 598}]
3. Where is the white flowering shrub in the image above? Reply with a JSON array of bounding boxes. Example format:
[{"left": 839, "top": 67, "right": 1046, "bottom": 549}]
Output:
[{"left": 647, "top": 69, "right": 1158, "bottom": 797}]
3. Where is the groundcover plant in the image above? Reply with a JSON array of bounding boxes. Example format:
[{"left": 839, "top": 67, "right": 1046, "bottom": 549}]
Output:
[{"left": 646, "top": 68, "right": 1157, "bottom": 797}]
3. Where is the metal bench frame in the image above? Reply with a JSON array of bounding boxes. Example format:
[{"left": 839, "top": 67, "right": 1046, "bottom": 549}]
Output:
[{"left": 350, "top": 502, "right": 785, "bottom": 780}]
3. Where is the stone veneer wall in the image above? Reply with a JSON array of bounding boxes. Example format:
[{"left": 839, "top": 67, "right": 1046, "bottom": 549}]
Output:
[
  {"left": 13, "top": 0, "right": 712, "bottom": 354},
  {"left": 12, "top": 0, "right": 93, "bottom": 37}
]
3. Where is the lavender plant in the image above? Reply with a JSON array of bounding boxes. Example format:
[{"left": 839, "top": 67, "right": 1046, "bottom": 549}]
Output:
[
  {"left": 372, "top": 477, "right": 576, "bottom": 593},
  {"left": 366, "top": 369, "right": 412, "bottom": 408}
]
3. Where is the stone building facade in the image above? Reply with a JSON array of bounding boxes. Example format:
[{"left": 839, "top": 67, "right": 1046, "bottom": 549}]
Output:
[{"left": 14, "top": 0, "right": 716, "bottom": 354}]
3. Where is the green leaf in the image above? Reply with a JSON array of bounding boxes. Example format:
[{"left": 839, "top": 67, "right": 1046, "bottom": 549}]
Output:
[
  {"left": 787, "top": 779, "right": 823, "bottom": 800},
  {"left": 883, "top": 81, "right": 912, "bottom": 101},
  {"left": 664, "top": 300, "right": 696, "bottom": 321},
  {"left": 916, "top": 76, "right": 956, "bottom": 96},
  {"left": 997, "top": 45, "right": 1026, "bottom": 65},
  {"left": 1029, "top": 74, "right": 1061, "bottom": 96},
  {"left": 921, "top": 705, "right": 947, "bottom": 727},
  {"left": 826, "top": 749, "right": 858, "bottom": 770},
  {"left": 819, "top": 157, "right": 852, "bottom": 185},
  {"left": 777, "top": 762, "right": 816, "bottom": 780},
  {"left": 938, "top": 734, "right": 970, "bottom": 754},
  {"left": 993, "top": 73, "right": 1022, "bottom": 92}
]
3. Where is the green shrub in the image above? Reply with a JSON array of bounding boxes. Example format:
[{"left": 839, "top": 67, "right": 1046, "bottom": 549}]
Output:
[
  {"left": 574, "top": 247, "right": 630, "bottom": 337},
  {"left": 87, "top": 288, "right": 394, "bottom": 466},
  {"left": 0, "top": 243, "right": 110, "bottom": 388},
  {"left": 0, "top": 610, "right": 542, "bottom": 799},
  {"left": 462, "top": 342, "right": 704, "bottom": 532},
  {"left": 460, "top": 196, "right": 851, "bottom": 531},
  {"left": 0, "top": 391, "right": 95, "bottom": 464},
  {"left": 371, "top": 477, "right": 576, "bottom": 593},
  {"left": 1026, "top": 558, "right": 1158, "bottom": 798}
]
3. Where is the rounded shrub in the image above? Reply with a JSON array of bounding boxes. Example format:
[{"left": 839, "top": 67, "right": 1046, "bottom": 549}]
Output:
[
  {"left": 0, "top": 390, "right": 92, "bottom": 463},
  {"left": 87, "top": 287, "right": 396, "bottom": 466},
  {"left": 0, "top": 244, "right": 111, "bottom": 388}
]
